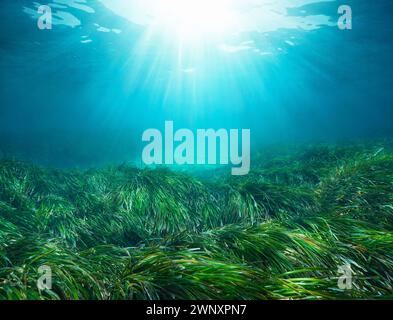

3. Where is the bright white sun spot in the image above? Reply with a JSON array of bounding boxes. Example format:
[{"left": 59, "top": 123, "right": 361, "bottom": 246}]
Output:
[{"left": 149, "top": 0, "right": 236, "bottom": 42}]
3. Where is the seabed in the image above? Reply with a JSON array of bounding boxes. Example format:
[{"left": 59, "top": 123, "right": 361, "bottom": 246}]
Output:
[{"left": 1, "top": 140, "right": 393, "bottom": 300}]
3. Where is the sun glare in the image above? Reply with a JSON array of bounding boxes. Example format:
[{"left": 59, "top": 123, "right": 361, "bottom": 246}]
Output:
[{"left": 152, "top": 0, "right": 236, "bottom": 42}]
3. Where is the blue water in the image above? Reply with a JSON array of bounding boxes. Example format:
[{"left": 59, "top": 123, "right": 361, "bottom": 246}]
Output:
[{"left": 1, "top": 0, "right": 393, "bottom": 167}]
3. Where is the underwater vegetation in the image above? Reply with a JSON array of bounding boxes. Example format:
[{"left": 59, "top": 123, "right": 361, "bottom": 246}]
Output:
[{"left": 1, "top": 140, "right": 393, "bottom": 300}]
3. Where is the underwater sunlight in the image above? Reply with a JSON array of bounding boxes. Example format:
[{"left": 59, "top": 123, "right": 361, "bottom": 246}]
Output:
[{"left": 1, "top": 0, "right": 393, "bottom": 307}]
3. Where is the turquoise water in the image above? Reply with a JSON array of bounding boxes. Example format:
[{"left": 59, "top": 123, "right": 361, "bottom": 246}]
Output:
[{"left": 0, "top": 0, "right": 392, "bottom": 167}]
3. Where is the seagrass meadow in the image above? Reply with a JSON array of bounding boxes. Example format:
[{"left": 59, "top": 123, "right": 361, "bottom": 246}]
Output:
[
  {"left": 1, "top": 140, "right": 393, "bottom": 300},
  {"left": 2, "top": 0, "right": 393, "bottom": 302}
]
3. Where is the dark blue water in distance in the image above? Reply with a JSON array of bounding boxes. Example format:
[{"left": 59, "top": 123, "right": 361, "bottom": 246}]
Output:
[{"left": 1, "top": 0, "right": 393, "bottom": 168}]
